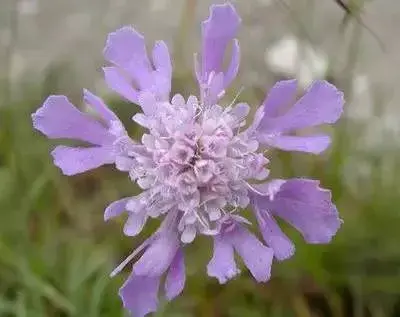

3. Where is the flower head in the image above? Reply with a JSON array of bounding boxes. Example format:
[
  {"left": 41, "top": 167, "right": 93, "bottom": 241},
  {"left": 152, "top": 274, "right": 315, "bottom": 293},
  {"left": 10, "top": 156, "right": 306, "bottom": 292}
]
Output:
[{"left": 32, "top": 2, "right": 344, "bottom": 316}]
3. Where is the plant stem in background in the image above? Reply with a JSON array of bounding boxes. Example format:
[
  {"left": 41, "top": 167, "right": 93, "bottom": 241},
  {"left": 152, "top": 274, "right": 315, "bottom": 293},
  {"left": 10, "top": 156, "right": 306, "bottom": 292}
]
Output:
[{"left": 3, "top": 0, "right": 20, "bottom": 107}]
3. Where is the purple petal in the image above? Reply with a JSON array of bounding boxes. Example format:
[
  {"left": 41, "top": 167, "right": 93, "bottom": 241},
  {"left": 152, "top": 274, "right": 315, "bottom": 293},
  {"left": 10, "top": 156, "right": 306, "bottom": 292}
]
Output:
[
  {"left": 104, "top": 197, "right": 130, "bottom": 221},
  {"left": 137, "top": 91, "right": 157, "bottom": 116},
  {"left": 223, "top": 38, "right": 240, "bottom": 88},
  {"left": 245, "top": 107, "right": 264, "bottom": 135},
  {"left": 259, "top": 134, "right": 331, "bottom": 154},
  {"left": 230, "top": 225, "right": 274, "bottom": 282},
  {"left": 133, "top": 232, "right": 179, "bottom": 277},
  {"left": 152, "top": 41, "right": 172, "bottom": 74},
  {"left": 32, "top": 95, "right": 113, "bottom": 145},
  {"left": 202, "top": 72, "right": 225, "bottom": 106},
  {"left": 123, "top": 212, "right": 148, "bottom": 237},
  {"left": 268, "top": 179, "right": 342, "bottom": 244},
  {"left": 258, "top": 80, "right": 344, "bottom": 134},
  {"left": 83, "top": 89, "right": 119, "bottom": 123},
  {"left": 164, "top": 248, "right": 186, "bottom": 301},
  {"left": 152, "top": 40, "right": 172, "bottom": 96},
  {"left": 119, "top": 273, "right": 160, "bottom": 317},
  {"left": 201, "top": 3, "right": 241, "bottom": 79},
  {"left": 251, "top": 196, "right": 295, "bottom": 261},
  {"left": 103, "top": 26, "right": 172, "bottom": 101},
  {"left": 51, "top": 145, "right": 114, "bottom": 175},
  {"left": 261, "top": 79, "right": 298, "bottom": 118},
  {"left": 103, "top": 26, "right": 152, "bottom": 92},
  {"left": 104, "top": 26, "right": 151, "bottom": 75},
  {"left": 103, "top": 67, "right": 138, "bottom": 103},
  {"left": 207, "top": 234, "right": 240, "bottom": 284}
]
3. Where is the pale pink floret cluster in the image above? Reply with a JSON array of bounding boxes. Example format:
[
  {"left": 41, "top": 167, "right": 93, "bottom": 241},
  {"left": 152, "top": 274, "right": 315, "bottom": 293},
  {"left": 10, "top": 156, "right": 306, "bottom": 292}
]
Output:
[{"left": 115, "top": 92, "right": 268, "bottom": 243}]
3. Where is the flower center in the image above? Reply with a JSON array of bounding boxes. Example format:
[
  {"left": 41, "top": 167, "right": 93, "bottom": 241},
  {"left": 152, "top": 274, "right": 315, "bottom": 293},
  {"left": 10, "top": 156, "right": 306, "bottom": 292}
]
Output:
[{"left": 124, "top": 95, "right": 269, "bottom": 242}]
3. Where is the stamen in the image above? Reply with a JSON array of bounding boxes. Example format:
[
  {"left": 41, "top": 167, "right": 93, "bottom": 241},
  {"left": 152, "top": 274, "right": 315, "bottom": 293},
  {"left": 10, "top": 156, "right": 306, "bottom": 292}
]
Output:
[
  {"left": 194, "top": 210, "right": 210, "bottom": 229},
  {"left": 226, "top": 86, "right": 244, "bottom": 110},
  {"left": 110, "top": 235, "right": 156, "bottom": 277},
  {"left": 245, "top": 182, "right": 267, "bottom": 196},
  {"left": 234, "top": 162, "right": 245, "bottom": 169}
]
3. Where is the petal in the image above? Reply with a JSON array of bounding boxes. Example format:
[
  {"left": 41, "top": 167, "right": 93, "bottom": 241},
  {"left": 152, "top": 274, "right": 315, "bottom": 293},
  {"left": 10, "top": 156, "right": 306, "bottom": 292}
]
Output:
[
  {"left": 83, "top": 89, "right": 119, "bottom": 123},
  {"left": 230, "top": 224, "right": 274, "bottom": 282},
  {"left": 258, "top": 80, "right": 344, "bottom": 134},
  {"left": 51, "top": 145, "right": 114, "bottom": 175},
  {"left": 164, "top": 248, "right": 186, "bottom": 301},
  {"left": 251, "top": 195, "right": 295, "bottom": 261},
  {"left": 32, "top": 95, "right": 113, "bottom": 145},
  {"left": 103, "top": 26, "right": 171, "bottom": 100},
  {"left": 259, "top": 134, "right": 331, "bottom": 154},
  {"left": 104, "top": 26, "right": 151, "bottom": 73},
  {"left": 119, "top": 273, "right": 160, "bottom": 317},
  {"left": 138, "top": 91, "right": 157, "bottom": 116},
  {"left": 245, "top": 106, "right": 264, "bottom": 135},
  {"left": 103, "top": 67, "right": 138, "bottom": 103},
  {"left": 133, "top": 232, "right": 179, "bottom": 277},
  {"left": 104, "top": 197, "right": 130, "bottom": 221},
  {"left": 202, "top": 72, "right": 225, "bottom": 106},
  {"left": 223, "top": 38, "right": 240, "bottom": 88},
  {"left": 201, "top": 3, "right": 241, "bottom": 79},
  {"left": 268, "top": 179, "right": 342, "bottom": 243},
  {"left": 152, "top": 40, "right": 172, "bottom": 87},
  {"left": 207, "top": 234, "right": 240, "bottom": 284},
  {"left": 260, "top": 79, "right": 298, "bottom": 119},
  {"left": 123, "top": 212, "right": 148, "bottom": 237}
]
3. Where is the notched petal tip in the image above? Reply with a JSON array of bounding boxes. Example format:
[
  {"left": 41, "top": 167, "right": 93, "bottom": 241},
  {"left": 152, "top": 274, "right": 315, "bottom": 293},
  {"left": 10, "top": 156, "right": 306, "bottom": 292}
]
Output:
[
  {"left": 199, "top": 1, "right": 241, "bottom": 94},
  {"left": 308, "top": 80, "right": 345, "bottom": 124},
  {"left": 103, "top": 25, "right": 145, "bottom": 64},
  {"left": 274, "top": 178, "right": 342, "bottom": 244},
  {"left": 119, "top": 274, "right": 160, "bottom": 317},
  {"left": 206, "top": 2, "right": 242, "bottom": 27},
  {"left": 207, "top": 236, "right": 240, "bottom": 284},
  {"left": 255, "top": 79, "right": 344, "bottom": 154},
  {"left": 32, "top": 95, "right": 69, "bottom": 133},
  {"left": 231, "top": 225, "right": 274, "bottom": 283}
]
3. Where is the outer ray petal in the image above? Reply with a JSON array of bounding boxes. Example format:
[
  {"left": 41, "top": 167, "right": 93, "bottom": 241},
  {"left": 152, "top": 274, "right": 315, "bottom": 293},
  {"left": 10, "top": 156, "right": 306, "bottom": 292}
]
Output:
[
  {"left": 251, "top": 179, "right": 342, "bottom": 245},
  {"left": 207, "top": 234, "right": 240, "bottom": 284},
  {"left": 254, "top": 80, "right": 344, "bottom": 154},
  {"left": 230, "top": 225, "right": 274, "bottom": 283},
  {"left": 119, "top": 273, "right": 160, "bottom": 317},
  {"left": 32, "top": 95, "right": 112, "bottom": 145},
  {"left": 51, "top": 145, "right": 114, "bottom": 176},
  {"left": 103, "top": 26, "right": 172, "bottom": 102},
  {"left": 164, "top": 248, "right": 186, "bottom": 300}
]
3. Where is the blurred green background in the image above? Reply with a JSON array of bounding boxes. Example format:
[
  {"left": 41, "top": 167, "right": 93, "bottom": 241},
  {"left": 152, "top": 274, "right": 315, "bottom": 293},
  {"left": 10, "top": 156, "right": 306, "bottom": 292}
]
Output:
[{"left": 1, "top": 0, "right": 400, "bottom": 316}]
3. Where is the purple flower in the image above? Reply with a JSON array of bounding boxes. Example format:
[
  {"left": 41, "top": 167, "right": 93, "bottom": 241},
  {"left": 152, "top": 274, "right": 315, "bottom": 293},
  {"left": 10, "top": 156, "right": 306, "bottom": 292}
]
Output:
[{"left": 32, "top": 2, "right": 344, "bottom": 316}]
